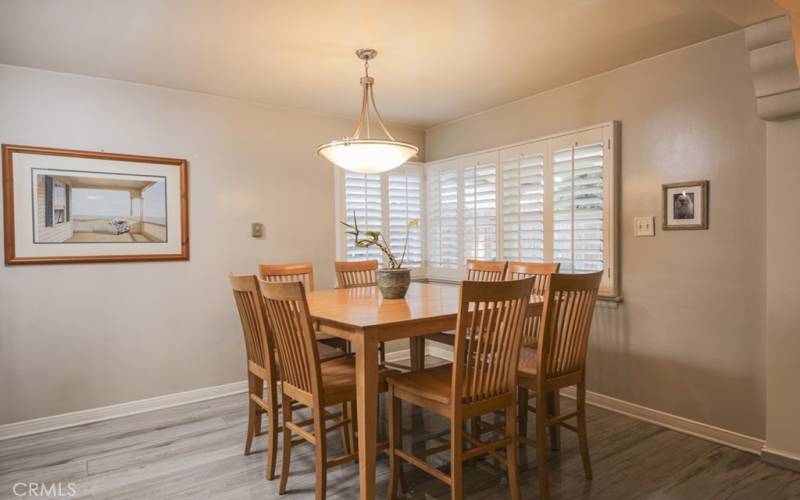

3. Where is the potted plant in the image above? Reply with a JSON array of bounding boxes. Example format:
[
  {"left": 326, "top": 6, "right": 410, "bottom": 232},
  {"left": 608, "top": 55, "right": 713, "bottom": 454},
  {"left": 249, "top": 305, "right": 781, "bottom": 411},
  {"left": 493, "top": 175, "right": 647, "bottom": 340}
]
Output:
[{"left": 340, "top": 212, "right": 419, "bottom": 299}]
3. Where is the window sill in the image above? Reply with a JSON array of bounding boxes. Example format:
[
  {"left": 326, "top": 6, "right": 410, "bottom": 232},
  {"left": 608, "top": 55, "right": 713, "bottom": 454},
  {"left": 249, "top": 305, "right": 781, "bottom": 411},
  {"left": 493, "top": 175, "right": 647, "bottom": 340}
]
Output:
[{"left": 417, "top": 277, "right": 623, "bottom": 304}]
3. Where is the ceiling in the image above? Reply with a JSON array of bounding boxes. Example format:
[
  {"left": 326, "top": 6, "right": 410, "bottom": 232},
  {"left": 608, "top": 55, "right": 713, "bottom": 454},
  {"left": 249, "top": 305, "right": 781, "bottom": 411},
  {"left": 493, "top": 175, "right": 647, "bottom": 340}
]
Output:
[{"left": 0, "top": 0, "right": 784, "bottom": 129}]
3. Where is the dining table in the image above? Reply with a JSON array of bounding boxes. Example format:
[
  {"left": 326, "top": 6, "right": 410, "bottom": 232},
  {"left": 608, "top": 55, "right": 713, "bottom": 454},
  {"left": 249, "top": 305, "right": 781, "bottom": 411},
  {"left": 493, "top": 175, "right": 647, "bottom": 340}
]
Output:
[{"left": 305, "top": 281, "right": 543, "bottom": 500}]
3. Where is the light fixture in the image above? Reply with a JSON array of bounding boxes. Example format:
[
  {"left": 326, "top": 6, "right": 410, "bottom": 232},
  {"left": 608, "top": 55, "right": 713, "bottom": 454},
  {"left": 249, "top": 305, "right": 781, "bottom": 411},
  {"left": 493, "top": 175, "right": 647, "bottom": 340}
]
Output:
[{"left": 317, "top": 49, "right": 418, "bottom": 174}]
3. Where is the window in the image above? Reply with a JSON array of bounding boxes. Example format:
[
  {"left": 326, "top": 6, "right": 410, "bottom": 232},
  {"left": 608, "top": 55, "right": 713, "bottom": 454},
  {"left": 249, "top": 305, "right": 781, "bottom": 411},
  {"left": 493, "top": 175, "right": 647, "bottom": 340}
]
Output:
[
  {"left": 53, "top": 183, "right": 66, "bottom": 225},
  {"left": 463, "top": 157, "right": 497, "bottom": 260},
  {"left": 426, "top": 161, "right": 459, "bottom": 270},
  {"left": 502, "top": 149, "right": 545, "bottom": 262},
  {"left": 337, "top": 164, "right": 424, "bottom": 272}
]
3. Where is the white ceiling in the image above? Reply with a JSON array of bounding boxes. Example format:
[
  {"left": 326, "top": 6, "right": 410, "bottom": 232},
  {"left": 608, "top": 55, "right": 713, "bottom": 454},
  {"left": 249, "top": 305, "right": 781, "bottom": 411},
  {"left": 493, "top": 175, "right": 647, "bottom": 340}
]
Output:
[{"left": 0, "top": 0, "right": 784, "bottom": 129}]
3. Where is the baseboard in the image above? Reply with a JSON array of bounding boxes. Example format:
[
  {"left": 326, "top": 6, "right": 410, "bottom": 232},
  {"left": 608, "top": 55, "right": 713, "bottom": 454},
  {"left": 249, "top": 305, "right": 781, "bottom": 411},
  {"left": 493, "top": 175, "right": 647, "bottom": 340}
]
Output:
[
  {"left": 559, "top": 387, "right": 765, "bottom": 455},
  {"left": 761, "top": 446, "right": 800, "bottom": 472},
  {"left": 0, "top": 380, "right": 248, "bottom": 441}
]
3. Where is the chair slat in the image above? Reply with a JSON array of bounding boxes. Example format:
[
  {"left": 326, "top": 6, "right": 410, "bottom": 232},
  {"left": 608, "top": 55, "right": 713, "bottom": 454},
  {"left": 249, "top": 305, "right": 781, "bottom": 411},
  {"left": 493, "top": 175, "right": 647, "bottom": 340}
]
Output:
[{"left": 335, "top": 260, "right": 378, "bottom": 289}]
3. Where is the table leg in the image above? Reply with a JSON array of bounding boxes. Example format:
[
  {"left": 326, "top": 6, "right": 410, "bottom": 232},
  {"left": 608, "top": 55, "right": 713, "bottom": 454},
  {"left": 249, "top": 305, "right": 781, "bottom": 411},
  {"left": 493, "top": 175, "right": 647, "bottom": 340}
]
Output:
[
  {"left": 409, "top": 336, "right": 426, "bottom": 371},
  {"left": 355, "top": 333, "right": 379, "bottom": 500}
]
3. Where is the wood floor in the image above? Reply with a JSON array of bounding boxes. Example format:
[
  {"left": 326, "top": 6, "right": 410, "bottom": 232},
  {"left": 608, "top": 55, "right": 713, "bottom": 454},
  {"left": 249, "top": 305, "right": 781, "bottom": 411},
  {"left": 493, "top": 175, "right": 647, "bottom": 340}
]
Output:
[{"left": 2, "top": 361, "right": 799, "bottom": 499}]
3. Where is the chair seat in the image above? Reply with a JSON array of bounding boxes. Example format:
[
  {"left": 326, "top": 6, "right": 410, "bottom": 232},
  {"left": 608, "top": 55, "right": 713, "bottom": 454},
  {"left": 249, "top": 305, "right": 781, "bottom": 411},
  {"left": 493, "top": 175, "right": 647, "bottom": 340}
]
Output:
[
  {"left": 320, "top": 356, "right": 398, "bottom": 404},
  {"left": 518, "top": 346, "right": 538, "bottom": 378},
  {"left": 386, "top": 363, "right": 453, "bottom": 405},
  {"left": 426, "top": 330, "right": 455, "bottom": 346},
  {"left": 317, "top": 342, "right": 349, "bottom": 361}
]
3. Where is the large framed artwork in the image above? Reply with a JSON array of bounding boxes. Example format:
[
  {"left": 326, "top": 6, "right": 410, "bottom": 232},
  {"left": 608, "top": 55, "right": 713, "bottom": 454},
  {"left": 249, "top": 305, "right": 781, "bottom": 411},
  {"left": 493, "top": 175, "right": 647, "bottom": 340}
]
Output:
[
  {"left": 3, "top": 145, "right": 189, "bottom": 264},
  {"left": 661, "top": 180, "right": 709, "bottom": 230}
]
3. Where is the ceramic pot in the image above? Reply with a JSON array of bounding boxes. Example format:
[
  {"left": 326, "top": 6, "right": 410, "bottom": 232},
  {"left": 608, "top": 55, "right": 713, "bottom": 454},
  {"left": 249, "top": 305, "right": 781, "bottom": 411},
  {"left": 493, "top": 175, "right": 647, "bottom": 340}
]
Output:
[{"left": 375, "top": 268, "right": 411, "bottom": 299}]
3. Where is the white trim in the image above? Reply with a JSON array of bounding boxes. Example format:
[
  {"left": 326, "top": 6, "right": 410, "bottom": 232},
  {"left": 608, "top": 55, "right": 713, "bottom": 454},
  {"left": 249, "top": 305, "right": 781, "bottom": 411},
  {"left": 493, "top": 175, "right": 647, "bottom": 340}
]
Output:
[
  {"left": 761, "top": 446, "right": 800, "bottom": 472},
  {"left": 0, "top": 380, "right": 248, "bottom": 441},
  {"left": 559, "top": 387, "right": 765, "bottom": 455}
]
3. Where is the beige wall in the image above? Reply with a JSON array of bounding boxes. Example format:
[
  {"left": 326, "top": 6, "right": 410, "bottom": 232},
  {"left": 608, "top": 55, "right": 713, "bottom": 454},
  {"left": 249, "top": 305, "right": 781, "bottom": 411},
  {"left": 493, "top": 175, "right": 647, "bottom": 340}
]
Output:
[
  {"left": 0, "top": 64, "right": 424, "bottom": 425},
  {"left": 426, "top": 32, "right": 767, "bottom": 437},
  {"left": 765, "top": 117, "right": 800, "bottom": 457}
]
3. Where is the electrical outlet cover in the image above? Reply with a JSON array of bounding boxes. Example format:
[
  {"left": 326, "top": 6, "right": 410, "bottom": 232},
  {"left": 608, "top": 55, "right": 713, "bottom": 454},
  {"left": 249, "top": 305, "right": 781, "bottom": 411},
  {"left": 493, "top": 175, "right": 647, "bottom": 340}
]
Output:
[{"left": 634, "top": 216, "right": 655, "bottom": 237}]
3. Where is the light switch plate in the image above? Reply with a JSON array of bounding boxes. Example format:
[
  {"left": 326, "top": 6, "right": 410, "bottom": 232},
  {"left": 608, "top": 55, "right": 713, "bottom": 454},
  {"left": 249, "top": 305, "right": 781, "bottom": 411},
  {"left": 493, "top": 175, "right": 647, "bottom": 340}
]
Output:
[
  {"left": 251, "top": 222, "right": 263, "bottom": 238},
  {"left": 634, "top": 216, "right": 655, "bottom": 237}
]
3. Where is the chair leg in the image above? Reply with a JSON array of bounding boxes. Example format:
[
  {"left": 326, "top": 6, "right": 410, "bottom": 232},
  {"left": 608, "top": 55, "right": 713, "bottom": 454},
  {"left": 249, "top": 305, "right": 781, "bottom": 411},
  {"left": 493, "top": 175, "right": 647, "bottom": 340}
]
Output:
[
  {"left": 379, "top": 341, "right": 387, "bottom": 365},
  {"left": 349, "top": 400, "right": 359, "bottom": 459},
  {"left": 245, "top": 399, "right": 257, "bottom": 455},
  {"left": 451, "top": 418, "right": 464, "bottom": 500},
  {"left": 505, "top": 405, "right": 521, "bottom": 500},
  {"left": 535, "top": 403, "right": 550, "bottom": 500},
  {"left": 547, "top": 389, "right": 561, "bottom": 451},
  {"left": 266, "top": 380, "right": 279, "bottom": 480},
  {"left": 517, "top": 387, "right": 528, "bottom": 439},
  {"left": 387, "top": 389, "right": 403, "bottom": 499},
  {"left": 577, "top": 382, "right": 593, "bottom": 480},
  {"left": 340, "top": 402, "right": 351, "bottom": 455},
  {"left": 313, "top": 407, "right": 328, "bottom": 500},
  {"left": 469, "top": 417, "right": 481, "bottom": 464},
  {"left": 278, "top": 394, "right": 293, "bottom": 495}
]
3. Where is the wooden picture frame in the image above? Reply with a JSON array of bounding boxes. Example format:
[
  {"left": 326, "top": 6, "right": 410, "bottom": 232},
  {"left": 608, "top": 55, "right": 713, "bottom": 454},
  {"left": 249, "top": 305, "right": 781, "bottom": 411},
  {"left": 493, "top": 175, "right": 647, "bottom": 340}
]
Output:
[
  {"left": 661, "top": 180, "right": 708, "bottom": 230},
  {"left": 3, "top": 144, "right": 189, "bottom": 265}
]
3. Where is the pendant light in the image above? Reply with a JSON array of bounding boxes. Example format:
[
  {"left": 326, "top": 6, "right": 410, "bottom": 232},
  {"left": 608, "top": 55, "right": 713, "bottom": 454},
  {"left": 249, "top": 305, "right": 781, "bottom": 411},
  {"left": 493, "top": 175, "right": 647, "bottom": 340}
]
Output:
[{"left": 317, "top": 49, "right": 418, "bottom": 174}]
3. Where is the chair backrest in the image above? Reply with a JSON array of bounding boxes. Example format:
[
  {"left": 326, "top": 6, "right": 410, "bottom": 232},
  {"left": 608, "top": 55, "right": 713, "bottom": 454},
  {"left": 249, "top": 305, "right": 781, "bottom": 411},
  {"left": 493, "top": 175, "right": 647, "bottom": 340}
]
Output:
[
  {"left": 536, "top": 271, "right": 603, "bottom": 381},
  {"left": 506, "top": 262, "right": 561, "bottom": 346},
  {"left": 258, "top": 280, "right": 321, "bottom": 401},
  {"left": 258, "top": 262, "right": 315, "bottom": 291},
  {"left": 452, "top": 278, "right": 534, "bottom": 405},
  {"left": 335, "top": 260, "right": 378, "bottom": 288},
  {"left": 228, "top": 274, "right": 274, "bottom": 375},
  {"left": 465, "top": 259, "right": 508, "bottom": 282}
]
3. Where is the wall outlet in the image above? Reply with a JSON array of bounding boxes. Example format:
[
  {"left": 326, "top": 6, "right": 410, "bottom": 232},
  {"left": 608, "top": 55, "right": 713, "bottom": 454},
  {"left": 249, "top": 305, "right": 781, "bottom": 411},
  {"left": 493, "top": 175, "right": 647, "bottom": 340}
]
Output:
[
  {"left": 634, "top": 216, "right": 655, "bottom": 237},
  {"left": 251, "top": 222, "right": 264, "bottom": 238}
]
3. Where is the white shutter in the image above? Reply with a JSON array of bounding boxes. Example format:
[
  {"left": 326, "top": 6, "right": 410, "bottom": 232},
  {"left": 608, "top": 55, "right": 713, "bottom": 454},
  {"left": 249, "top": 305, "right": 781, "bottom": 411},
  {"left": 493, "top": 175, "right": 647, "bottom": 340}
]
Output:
[
  {"left": 552, "top": 142, "right": 604, "bottom": 273},
  {"left": 344, "top": 171, "right": 383, "bottom": 261},
  {"left": 463, "top": 160, "right": 497, "bottom": 260},
  {"left": 388, "top": 167, "right": 423, "bottom": 267},
  {"left": 426, "top": 162, "right": 460, "bottom": 269},
  {"left": 502, "top": 153, "right": 544, "bottom": 262}
]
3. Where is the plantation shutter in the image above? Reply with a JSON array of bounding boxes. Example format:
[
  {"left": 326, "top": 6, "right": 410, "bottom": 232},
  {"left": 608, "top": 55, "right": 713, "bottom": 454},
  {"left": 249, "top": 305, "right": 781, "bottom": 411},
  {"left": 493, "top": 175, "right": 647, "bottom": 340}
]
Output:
[
  {"left": 44, "top": 175, "right": 53, "bottom": 227},
  {"left": 344, "top": 171, "right": 383, "bottom": 261},
  {"left": 552, "top": 142, "right": 605, "bottom": 273},
  {"left": 502, "top": 151, "right": 545, "bottom": 262},
  {"left": 463, "top": 159, "right": 497, "bottom": 260},
  {"left": 426, "top": 162, "right": 460, "bottom": 269},
  {"left": 388, "top": 168, "right": 422, "bottom": 267}
]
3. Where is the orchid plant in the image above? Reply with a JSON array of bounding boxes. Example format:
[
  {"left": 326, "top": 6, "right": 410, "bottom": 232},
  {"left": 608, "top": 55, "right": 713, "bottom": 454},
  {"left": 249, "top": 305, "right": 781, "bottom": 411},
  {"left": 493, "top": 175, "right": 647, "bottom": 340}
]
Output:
[{"left": 340, "top": 211, "right": 420, "bottom": 269}]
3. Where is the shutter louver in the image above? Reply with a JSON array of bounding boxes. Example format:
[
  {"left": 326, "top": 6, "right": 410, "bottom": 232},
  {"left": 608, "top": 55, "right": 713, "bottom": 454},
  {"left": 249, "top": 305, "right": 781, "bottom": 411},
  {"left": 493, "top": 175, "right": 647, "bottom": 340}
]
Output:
[
  {"left": 388, "top": 169, "right": 422, "bottom": 267},
  {"left": 464, "top": 162, "right": 497, "bottom": 260},
  {"left": 426, "top": 164, "right": 460, "bottom": 269},
  {"left": 552, "top": 142, "right": 604, "bottom": 273},
  {"left": 344, "top": 171, "right": 383, "bottom": 261},
  {"left": 503, "top": 154, "right": 544, "bottom": 262}
]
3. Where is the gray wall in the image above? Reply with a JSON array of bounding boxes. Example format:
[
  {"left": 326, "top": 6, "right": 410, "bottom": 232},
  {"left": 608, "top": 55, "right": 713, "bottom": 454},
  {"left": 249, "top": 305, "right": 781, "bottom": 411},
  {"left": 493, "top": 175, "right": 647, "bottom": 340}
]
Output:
[
  {"left": 425, "top": 32, "right": 766, "bottom": 437},
  {"left": 0, "top": 64, "right": 424, "bottom": 425}
]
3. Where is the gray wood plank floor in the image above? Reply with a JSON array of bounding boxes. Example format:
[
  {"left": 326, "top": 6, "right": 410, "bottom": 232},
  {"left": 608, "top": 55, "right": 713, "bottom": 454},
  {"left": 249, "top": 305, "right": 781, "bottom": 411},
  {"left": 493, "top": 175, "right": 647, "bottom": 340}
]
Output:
[{"left": 2, "top": 360, "right": 799, "bottom": 499}]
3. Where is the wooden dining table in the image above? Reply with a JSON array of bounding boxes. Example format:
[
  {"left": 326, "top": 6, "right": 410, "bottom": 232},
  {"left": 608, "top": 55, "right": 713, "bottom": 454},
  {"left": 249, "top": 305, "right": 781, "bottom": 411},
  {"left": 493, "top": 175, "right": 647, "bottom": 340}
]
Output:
[{"left": 305, "top": 281, "right": 543, "bottom": 499}]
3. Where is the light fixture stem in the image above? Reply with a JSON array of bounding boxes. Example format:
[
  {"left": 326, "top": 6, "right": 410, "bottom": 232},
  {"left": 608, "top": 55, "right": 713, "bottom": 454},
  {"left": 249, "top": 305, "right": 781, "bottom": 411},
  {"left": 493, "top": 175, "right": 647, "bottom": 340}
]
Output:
[{"left": 346, "top": 49, "right": 396, "bottom": 142}]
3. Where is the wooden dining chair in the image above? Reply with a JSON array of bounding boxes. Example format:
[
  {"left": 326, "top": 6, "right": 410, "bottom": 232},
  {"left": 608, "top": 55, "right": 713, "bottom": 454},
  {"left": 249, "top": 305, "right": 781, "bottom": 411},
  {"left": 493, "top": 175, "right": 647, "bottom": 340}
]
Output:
[
  {"left": 258, "top": 262, "right": 347, "bottom": 352},
  {"left": 506, "top": 262, "right": 562, "bottom": 445},
  {"left": 517, "top": 271, "right": 603, "bottom": 500},
  {"left": 386, "top": 277, "right": 535, "bottom": 500},
  {"left": 425, "top": 259, "right": 509, "bottom": 349},
  {"left": 259, "top": 279, "right": 398, "bottom": 500},
  {"left": 228, "top": 274, "right": 349, "bottom": 481}
]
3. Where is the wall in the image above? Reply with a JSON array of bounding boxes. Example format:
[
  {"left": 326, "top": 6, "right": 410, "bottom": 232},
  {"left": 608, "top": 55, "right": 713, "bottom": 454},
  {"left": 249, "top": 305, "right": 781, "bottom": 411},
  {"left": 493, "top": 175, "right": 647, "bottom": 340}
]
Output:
[
  {"left": 425, "top": 32, "right": 767, "bottom": 437},
  {"left": 0, "top": 64, "right": 424, "bottom": 425},
  {"left": 765, "top": 117, "right": 800, "bottom": 461}
]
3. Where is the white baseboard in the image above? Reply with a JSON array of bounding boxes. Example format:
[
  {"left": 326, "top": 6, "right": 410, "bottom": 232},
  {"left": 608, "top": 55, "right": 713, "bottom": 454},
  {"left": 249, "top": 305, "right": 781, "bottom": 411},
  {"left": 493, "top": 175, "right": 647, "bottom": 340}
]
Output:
[
  {"left": 389, "top": 346, "right": 764, "bottom": 455},
  {"left": 558, "top": 387, "right": 764, "bottom": 455},
  {"left": 761, "top": 446, "right": 800, "bottom": 472},
  {"left": 0, "top": 380, "right": 248, "bottom": 441}
]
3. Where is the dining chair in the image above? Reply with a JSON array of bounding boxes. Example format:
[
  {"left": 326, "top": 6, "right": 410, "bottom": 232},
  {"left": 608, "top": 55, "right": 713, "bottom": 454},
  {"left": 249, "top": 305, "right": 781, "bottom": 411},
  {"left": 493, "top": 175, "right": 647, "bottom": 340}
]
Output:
[
  {"left": 258, "top": 262, "right": 347, "bottom": 352},
  {"left": 259, "top": 279, "right": 398, "bottom": 500},
  {"left": 517, "top": 271, "right": 603, "bottom": 500},
  {"left": 505, "top": 262, "right": 562, "bottom": 445},
  {"left": 386, "top": 277, "right": 535, "bottom": 500},
  {"left": 228, "top": 274, "right": 348, "bottom": 480},
  {"left": 334, "top": 259, "right": 396, "bottom": 367},
  {"left": 425, "top": 259, "right": 509, "bottom": 348}
]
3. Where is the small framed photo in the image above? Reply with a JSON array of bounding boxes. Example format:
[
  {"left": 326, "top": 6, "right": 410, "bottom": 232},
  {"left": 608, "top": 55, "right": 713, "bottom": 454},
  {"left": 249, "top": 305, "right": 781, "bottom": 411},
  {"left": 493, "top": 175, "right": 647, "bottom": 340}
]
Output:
[
  {"left": 3, "top": 144, "right": 189, "bottom": 265},
  {"left": 662, "top": 180, "right": 708, "bottom": 230}
]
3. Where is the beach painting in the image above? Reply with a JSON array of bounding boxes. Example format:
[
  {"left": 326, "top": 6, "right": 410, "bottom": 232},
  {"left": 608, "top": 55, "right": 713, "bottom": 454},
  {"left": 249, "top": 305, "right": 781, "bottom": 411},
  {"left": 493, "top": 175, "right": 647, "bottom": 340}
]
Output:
[{"left": 4, "top": 145, "right": 188, "bottom": 264}]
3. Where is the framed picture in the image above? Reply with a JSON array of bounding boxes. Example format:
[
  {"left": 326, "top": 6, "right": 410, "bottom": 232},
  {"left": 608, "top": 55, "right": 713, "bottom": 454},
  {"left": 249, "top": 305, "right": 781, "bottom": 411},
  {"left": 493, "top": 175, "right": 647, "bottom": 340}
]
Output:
[
  {"left": 3, "top": 144, "right": 189, "bottom": 265},
  {"left": 662, "top": 180, "right": 708, "bottom": 230}
]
